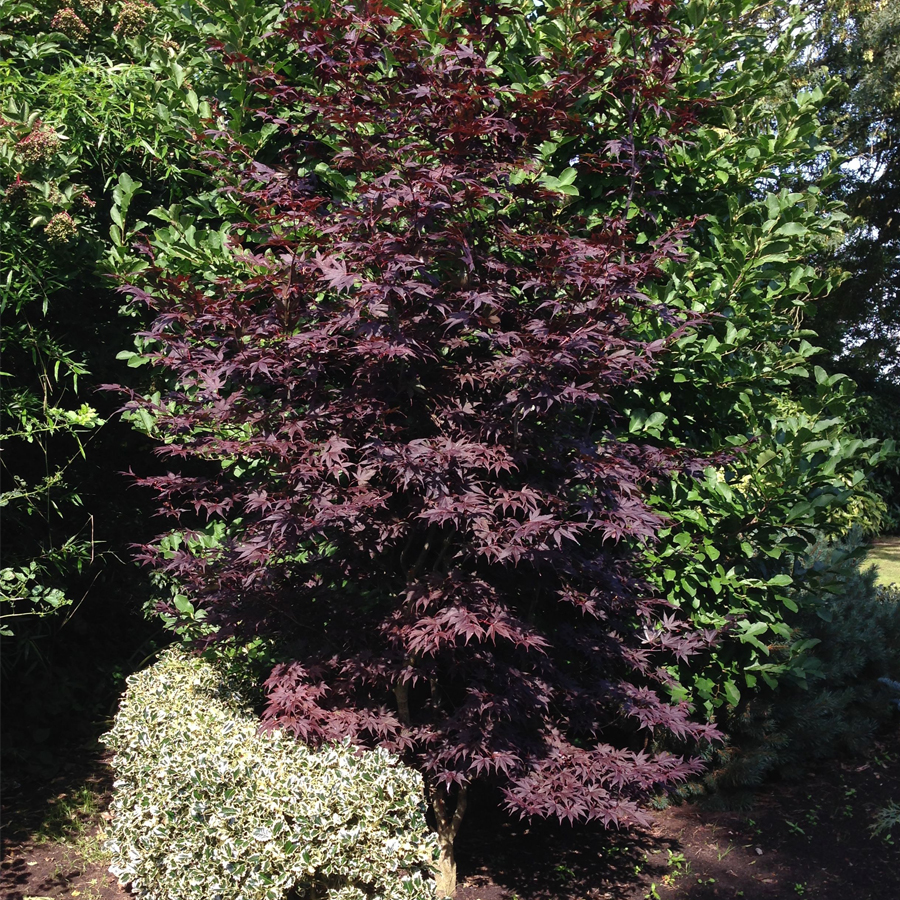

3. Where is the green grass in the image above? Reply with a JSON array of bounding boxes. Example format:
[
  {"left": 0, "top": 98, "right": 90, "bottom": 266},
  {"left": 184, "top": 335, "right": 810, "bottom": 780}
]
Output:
[
  {"left": 866, "top": 536, "right": 900, "bottom": 587},
  {"left": 33, "top": 781, "right": 111, "bottom": 868},
  {"left": 36, "top": 783, "right": 103, "bottom": 845}
]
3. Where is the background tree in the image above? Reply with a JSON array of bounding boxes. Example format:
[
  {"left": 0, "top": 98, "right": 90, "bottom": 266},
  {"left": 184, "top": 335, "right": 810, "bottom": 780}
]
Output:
[
  {"left": 118, "top": 2, "right": 726, "bottom": 893},
  {"left": 799, "top": 0, "right": 900, "bottom": 530},
  {"left": 543, "top": 0, "right": 893, "bottom": 717},
  {"left": 810, "top": 0, "right": 900, "bottom": 382}
]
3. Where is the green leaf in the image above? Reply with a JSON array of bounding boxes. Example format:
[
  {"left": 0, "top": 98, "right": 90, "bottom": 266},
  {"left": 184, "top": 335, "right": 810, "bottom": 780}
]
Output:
[
  {"left": 755, "top": 449, "right": 777, "bottom": 469},
  {"left": 723, "top": 681, "right": 741, "bottom": 707},
  {"left": 118, "top": 172, "right": 137, "bottom": 196},
  {"left": 767, "top": 574, "right": 792, "bottom": 586},
  {"left": 173, "top": 594, "right": 195, "bottom": 615},
  {"left": 774, "top": 221, "right": 808, "bottom": 237}
]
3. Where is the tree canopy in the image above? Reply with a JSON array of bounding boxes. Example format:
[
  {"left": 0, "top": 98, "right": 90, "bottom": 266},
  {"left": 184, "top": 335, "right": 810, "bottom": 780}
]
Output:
[{"left": 3, "top": 2, "right": 897, "bottom": 897}]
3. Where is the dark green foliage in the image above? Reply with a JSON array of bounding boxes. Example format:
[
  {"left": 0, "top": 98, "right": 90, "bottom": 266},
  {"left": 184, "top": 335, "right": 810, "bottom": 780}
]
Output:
[
  {"left": 0, "top": 0, "right": 283, "bottom": 638},
  {"left": 795, "top": 0, "right": 900, "bottom": 528},
  {"left": 0, "top": 0, "right": 278, "bottom": 777},
  {"left": 694, "top": 533, "right": 900, "bottom": 802},
  {"left": 854, "top": 379, "right": 900, "bottom": 534}
]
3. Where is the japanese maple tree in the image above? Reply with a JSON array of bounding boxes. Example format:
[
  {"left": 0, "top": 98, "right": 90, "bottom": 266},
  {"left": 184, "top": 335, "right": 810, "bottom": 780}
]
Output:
[{"left": 120, "top": 1, "right": 720, "bottom": 892}]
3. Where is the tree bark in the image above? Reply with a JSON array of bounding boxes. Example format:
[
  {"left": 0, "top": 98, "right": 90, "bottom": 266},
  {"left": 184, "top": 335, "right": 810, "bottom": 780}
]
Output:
[
  {"left": 394, "top": 680, "right": 411, "bottom": 726},
  {"left": 432, "top": 784, "right": 468, "bottom": 898}
]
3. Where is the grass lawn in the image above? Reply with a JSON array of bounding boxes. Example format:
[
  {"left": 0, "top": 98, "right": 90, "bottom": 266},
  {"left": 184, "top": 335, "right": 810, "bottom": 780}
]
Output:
[{"left": 866, "top": 535, "right": 900, "bottom": 586}]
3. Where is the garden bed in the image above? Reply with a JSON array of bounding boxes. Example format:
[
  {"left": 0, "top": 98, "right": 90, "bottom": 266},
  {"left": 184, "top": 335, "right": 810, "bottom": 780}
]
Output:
[{"left": 4, "top": 731, "right": 899, "bottom": 900}]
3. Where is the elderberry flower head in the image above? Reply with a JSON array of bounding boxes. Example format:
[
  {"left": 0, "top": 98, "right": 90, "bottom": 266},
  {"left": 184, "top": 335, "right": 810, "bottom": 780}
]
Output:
[
  {"left": 51, "top": 8, "right": 89, "bottom": 41},
  {"left": 16, "top": 123, "right": 61, "bottom": 166},
  {"left": 114, "top": 0, "right": 155, "bottom": 38},
  {"left": 2, "top": 176, "right": 30, "bottom": 206},
  {"left": 45, "top": 211, "right": 78, "bottom": 244}
]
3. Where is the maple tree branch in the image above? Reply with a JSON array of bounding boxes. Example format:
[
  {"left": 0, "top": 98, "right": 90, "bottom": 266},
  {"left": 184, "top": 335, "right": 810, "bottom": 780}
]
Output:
[
  {"left": 432, "top": 532, "right": 454, "bottom": 574},
  {"left": 393, "top": 679, "right": 411, "bottom": 726},
  {"left": 431, "top": 783, "right": 468, "bottom": 843},
  {"left": 449, "top": 785, "right": 468, "bottom": 841},
  {"left": 408, "top": 524, "right": 439, "bottom": 581}
]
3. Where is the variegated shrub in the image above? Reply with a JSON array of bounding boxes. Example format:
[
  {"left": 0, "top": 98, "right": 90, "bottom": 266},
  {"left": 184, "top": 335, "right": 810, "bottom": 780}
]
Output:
[{"left": 103, "top": 650, "right": 438, "bottom": 900}]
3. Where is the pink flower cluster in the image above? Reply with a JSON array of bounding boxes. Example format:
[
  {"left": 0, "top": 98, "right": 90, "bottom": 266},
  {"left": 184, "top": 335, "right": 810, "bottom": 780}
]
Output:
[
  {"left": 16, "top": 123, "right": 61, "bottom": 166},
  {"left": 44, "top": 211, "right": 78, "bottom": 244},
  {"left": 51, "top": 8, "right": 89, "bottom": 41},
  {"left": 2, "top": 176, "right": 30, "bottom": 206},
  {"left": 114, "top": 0, "right": 155, "bottom": 38}
]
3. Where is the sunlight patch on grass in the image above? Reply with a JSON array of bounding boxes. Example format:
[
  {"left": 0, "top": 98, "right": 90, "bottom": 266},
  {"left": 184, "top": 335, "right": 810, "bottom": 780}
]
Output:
[{"left": 866, "top": 537, "right": 900, "bottom": 587}]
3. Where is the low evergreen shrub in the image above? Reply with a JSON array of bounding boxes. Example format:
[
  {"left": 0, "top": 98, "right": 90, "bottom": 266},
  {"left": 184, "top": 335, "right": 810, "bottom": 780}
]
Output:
[
  {"left": 697, "top": 534, "right": 900, "bottom": 804},
  {"left": 103, "top": 650, "right": 438, "bottom": 900}
]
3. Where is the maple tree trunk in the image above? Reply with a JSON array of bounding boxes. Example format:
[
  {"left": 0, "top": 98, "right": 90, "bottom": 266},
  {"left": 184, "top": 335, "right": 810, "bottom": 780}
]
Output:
[
  {"left": 432, "top": 785, "right": 467, "bottom": 897},
  {"left": 394, "top": 680, "right": 411, "bottom": 726},
  {"left": 435, "top": 833, "right": 456, "bottom": 899}
]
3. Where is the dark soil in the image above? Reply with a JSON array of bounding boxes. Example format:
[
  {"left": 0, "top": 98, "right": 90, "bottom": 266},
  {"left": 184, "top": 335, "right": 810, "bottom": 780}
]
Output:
[
  {"left": 0, "top": 842, "right": 125, "bottom": 900},
  {"left": 456, "top": 730, "right": 900, "bottom": 900},
  {"left": 3, "top": 733, "right": 899, "bottom": 900},
  {"left": 1, "top": 747, "right": 124, "bottom": 900}
]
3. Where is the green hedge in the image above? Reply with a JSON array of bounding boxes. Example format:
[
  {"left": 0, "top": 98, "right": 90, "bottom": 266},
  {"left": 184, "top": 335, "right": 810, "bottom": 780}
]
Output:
[
  {"left": 691, "top": 535, "right": 900, "bottom": 805},
  {"left": 103, "top": 650, "right": 438, "bottom": 900}
]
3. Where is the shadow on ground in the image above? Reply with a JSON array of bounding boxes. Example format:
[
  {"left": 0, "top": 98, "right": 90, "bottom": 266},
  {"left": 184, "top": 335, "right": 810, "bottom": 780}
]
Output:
[
  {"left": 455, "top": 729, "right": 900, "bottom": 900},
  {"left": 456, "top": 795, "right": 670, "bottom": 900},
  {"left": 4, "top": 730, "right": 900, "bottom": 900}
]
